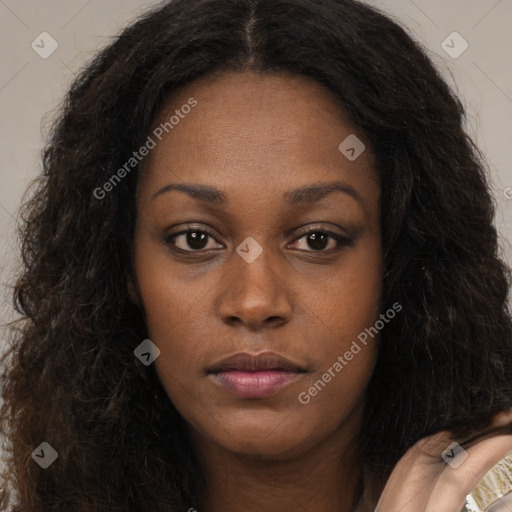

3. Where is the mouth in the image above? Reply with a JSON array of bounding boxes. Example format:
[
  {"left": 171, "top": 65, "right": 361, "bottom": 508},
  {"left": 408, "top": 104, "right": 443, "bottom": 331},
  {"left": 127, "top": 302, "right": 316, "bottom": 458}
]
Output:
[{"left": 206, "top": 352, "right": 307, "bottom": 399}]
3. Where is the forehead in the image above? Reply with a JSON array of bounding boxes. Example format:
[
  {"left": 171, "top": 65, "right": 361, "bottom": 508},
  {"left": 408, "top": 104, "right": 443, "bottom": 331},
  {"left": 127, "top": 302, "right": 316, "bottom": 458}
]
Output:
[{"left": 138, "top": 71, "right": 379, "bottom": 214}]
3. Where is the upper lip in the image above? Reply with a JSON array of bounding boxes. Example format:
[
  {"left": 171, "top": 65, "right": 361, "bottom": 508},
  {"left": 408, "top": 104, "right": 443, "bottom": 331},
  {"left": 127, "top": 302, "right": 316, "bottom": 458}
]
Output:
[{"left": 207, "top": 352, "right": 307, "bottom": 373}]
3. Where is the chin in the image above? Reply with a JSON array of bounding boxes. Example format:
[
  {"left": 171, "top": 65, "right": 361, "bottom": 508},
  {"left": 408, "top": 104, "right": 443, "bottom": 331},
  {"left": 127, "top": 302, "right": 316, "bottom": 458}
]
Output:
[
  {"left": 205, "top": 413, "right": 321, "bottom": 460},
  {"left": 222, "top": 436, "right": 313, "bottom": 461}
]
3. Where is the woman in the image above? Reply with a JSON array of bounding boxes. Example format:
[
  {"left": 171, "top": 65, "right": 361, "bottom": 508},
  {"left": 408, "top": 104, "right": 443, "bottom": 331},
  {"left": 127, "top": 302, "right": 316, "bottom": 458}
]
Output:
[{"left": 1, "top": 0, "right": 511, "bottom": 510}]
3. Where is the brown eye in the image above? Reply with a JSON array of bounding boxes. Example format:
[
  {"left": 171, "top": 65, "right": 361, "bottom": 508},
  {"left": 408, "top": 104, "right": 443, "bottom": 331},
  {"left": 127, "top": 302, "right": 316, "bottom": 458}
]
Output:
[
  {"left": 164, "top": 229, "right": 223, "bottom": 252},
  {"left": 289, "top": 230, "right": 352, "bottom": 252}
]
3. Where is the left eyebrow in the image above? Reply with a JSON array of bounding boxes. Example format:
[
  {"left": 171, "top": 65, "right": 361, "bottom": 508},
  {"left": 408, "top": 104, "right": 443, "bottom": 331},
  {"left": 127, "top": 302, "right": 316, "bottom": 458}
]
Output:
[
  {"left": 150, "top": 180, "right": 365, "bottom": 208},
  {"left": 283, "top": 181, "right": 365, "bottom": 208}
]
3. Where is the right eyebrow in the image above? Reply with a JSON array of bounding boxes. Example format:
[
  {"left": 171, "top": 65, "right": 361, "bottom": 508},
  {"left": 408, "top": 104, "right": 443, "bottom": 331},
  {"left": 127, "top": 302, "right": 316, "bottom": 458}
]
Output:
[{"left": 151, "top": 183, "right": 227, "bottom": 204}]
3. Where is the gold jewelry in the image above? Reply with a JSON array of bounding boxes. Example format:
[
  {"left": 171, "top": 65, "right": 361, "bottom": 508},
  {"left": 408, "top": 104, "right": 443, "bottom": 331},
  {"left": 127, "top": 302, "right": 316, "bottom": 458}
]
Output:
[{"left": 462, "top": 451, "right": 512, "bottom": 511}]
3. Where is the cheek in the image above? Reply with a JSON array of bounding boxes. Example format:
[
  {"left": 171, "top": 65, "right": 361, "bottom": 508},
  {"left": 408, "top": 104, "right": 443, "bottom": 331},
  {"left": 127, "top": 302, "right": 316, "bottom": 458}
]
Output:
[
  {"left": 137, "top": 275, "right": 210, "bottom": 378},
  {"left": 296, "top": 274, "right": 381, "bottom": 426},
  {"left": 292, "top": 345, "right": 376, "bottom": 456},
  {"left": 134, "top": 224, "right": 208, "bottom": 331},
  {"left": 132, "top": 235, "right": 213, "bottom": 386},
  {"left": 296, "top": 239, "right": 382, "bottom": 405},
  {"left": 304, "top": 237, "right": 382, "bottom": 345}
]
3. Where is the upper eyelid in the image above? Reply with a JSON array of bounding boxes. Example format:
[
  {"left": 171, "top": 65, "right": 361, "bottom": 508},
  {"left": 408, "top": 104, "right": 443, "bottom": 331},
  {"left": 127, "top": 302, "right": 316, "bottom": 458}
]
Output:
[
  {"left": 167, "top": 225, "right": 345, "bottom": 238},
  {"left": 166, "top": 225, "right": 347, "bottom": 249}
]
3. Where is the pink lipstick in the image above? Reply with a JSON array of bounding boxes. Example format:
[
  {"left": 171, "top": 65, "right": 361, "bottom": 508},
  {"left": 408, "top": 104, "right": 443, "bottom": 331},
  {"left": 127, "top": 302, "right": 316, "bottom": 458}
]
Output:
[{"left": 207, "top": 352, "right": 306, "bottom": 399}]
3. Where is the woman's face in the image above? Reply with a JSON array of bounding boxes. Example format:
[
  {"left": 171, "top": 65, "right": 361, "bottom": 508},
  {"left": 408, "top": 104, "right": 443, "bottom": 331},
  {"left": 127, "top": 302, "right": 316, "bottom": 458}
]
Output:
[{"left": 131, "top": 71, "right": 382, "bottom": 460}]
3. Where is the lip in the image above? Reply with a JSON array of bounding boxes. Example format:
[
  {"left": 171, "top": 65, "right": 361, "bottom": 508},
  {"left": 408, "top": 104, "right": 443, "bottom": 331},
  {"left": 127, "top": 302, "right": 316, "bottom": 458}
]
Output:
[
  {"left": 211, "top": 370, "right": 302, "bottom": 398},
  {"left": 207, "top": 352, "right": 307, "bottom": 399},
  {"left": 207, "top": 351, "right": 307, "bottom": 373}
]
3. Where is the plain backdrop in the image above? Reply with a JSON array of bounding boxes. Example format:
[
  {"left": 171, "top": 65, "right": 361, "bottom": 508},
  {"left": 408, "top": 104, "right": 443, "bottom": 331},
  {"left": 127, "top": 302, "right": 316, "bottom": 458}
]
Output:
[{"left": 0, "top": 0, "right": 511, "bottom": 342}]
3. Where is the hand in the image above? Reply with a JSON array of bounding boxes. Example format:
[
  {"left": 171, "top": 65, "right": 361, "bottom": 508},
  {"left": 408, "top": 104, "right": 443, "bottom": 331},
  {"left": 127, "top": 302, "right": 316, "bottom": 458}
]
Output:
[{"left": 375, "top": 410, "right": 512, "bottom": 512}]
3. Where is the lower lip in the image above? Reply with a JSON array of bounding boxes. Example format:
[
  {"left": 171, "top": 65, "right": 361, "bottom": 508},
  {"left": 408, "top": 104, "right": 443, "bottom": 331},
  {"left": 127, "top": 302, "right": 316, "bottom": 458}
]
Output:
[{"left": 210, "top": 370, "right": 302, "bottom": 398}]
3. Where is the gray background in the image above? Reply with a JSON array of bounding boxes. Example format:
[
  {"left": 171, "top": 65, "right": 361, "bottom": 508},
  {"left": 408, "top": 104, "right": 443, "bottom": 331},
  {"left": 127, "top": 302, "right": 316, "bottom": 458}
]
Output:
[{"left": 1, "top": 0, "right": 511, "bottom": 326}]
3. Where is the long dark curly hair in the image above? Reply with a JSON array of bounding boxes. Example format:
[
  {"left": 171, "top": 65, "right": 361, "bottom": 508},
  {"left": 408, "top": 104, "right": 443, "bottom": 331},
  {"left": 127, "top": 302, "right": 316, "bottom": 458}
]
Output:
[{"left": 1, "top": 0, "right": 512, "bottom": 510}]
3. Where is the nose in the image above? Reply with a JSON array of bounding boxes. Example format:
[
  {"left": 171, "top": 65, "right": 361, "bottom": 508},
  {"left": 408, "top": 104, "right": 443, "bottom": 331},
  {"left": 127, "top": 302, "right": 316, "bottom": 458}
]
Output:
[{"left": 217, "top": 246, "right": 293, "bottom": 331}]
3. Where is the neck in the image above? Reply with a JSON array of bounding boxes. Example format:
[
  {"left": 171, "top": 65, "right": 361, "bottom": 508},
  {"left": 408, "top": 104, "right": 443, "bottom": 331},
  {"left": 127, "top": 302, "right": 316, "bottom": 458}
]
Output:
[{"left": 188, "top": 402, "right": 364, "bottom": 512}]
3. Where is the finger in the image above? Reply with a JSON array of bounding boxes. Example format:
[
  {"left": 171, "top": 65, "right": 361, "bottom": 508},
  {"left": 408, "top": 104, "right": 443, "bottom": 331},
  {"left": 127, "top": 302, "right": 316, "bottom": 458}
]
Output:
[
  {"left": 425, "top": 417, "right": 512, "bottom": 512},
  {"left": 374, "top": 429, "right": 452, "bottom": 512},
  {"left": 375, "top": 410, "right": 512, "bottom": 512}
]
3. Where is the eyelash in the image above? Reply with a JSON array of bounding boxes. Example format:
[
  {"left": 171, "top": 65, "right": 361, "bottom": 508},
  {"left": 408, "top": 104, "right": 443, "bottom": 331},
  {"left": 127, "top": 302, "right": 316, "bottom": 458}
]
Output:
[{"left": 163, "top": 226, "right": 353, "bottom": 255}]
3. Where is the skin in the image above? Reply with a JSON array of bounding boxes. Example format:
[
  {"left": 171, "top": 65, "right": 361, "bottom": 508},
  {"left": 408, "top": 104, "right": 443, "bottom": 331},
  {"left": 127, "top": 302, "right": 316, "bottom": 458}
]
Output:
[
  {"left": 129, "top": 71, "right": 512, "bottom": 511},
  {"left": 131, "top": 70, "right": 382, "bottom": 512},
  {"left": 375, "top": 410, "right": 512, "bottom": 512}
]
